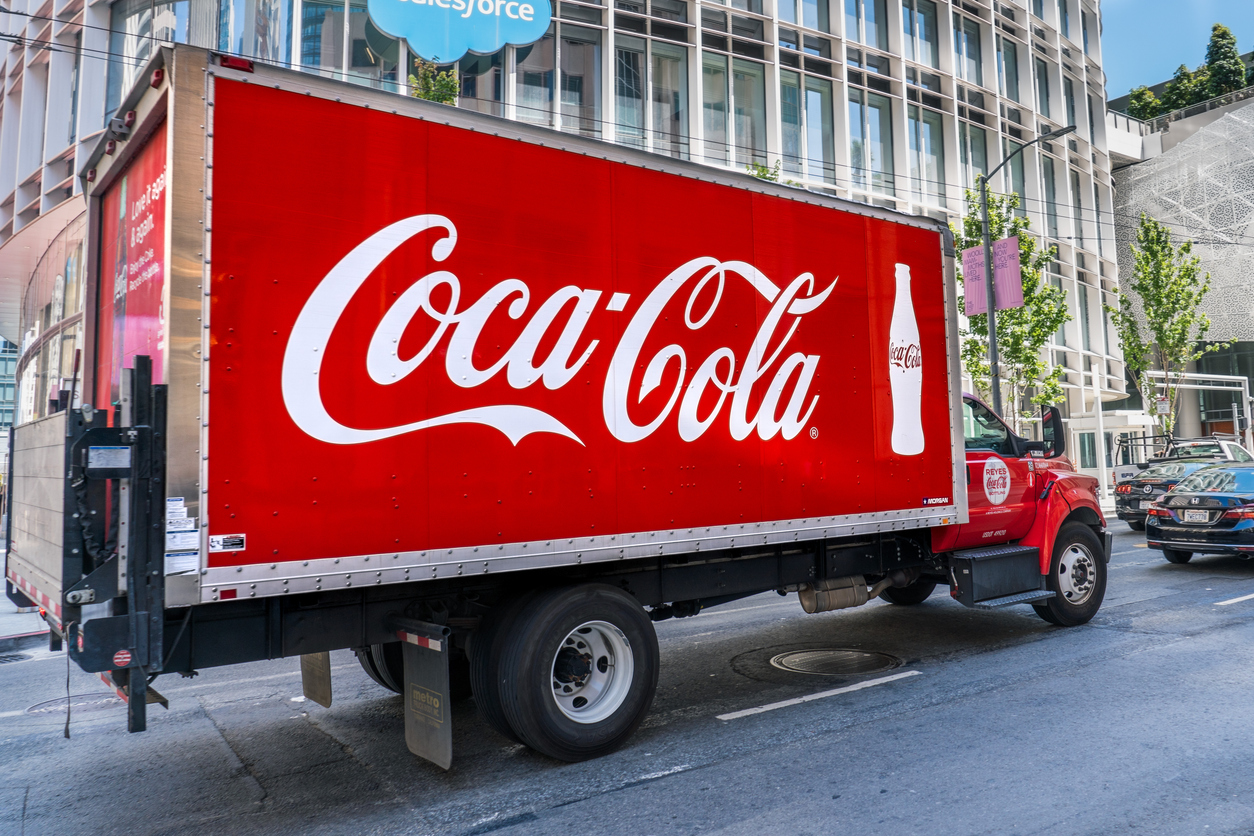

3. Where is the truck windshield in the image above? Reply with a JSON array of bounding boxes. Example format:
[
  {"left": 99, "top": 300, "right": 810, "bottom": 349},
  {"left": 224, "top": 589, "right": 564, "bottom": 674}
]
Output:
[
  {"left": 1174, "top": 468, "right": 1254, "bottom": 494},
  {"left": 962, "top": 399, "right": 1013, "bottom": 455}
]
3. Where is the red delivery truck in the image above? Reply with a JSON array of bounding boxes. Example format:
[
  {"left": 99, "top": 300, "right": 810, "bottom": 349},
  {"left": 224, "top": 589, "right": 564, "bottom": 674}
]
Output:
[{"left": 5, "top": 47, "right": 1110, "bottom": 768}]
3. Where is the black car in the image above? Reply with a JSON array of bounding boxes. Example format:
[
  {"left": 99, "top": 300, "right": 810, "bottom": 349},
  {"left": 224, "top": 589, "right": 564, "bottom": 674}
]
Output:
[
  {"left": 1114, "top": 460, "right": 1213, "bottom": 531},
  {"left": 1145, "top": 464, "right": 1254, "bottom": 564}
]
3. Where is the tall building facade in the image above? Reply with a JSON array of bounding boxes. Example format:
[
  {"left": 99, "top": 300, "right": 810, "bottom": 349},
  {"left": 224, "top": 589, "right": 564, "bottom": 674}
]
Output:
[
  {"left": 1, "top": 0, "right": 1129, "bottom": 478},
  {"left": 1108, "top": 92, "right": 1254, "bottom": 444}
]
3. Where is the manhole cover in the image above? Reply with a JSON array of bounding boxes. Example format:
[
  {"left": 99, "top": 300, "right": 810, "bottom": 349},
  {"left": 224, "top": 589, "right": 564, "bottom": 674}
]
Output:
[
  {"left": 769, "top": 649, "right": 901, "bottom": 676},
  {"left": 26, "top": 693, "right": 125, "bottom": 716},
  {"left": 0, "top": 653, "right": 29, "bottom": 664}
]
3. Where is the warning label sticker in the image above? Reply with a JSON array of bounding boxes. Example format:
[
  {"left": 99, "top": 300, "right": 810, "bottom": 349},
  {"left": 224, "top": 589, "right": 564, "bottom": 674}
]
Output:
[
  {"left": 165, "top": 530, "right": 199, "bottom": 551},
  {"left": 208, "top": 534, "right": 246, "bottom": 553}
]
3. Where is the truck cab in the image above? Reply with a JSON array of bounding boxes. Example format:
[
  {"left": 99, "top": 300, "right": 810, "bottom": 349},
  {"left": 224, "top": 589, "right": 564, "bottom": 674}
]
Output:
[{"left": 928, "top": 395, "right": 1111, "bottom": 626}]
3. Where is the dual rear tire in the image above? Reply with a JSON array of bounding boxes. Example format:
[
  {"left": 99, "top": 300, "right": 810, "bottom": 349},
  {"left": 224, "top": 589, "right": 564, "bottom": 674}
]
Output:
[{"left": 471, "top": 585, "right": 659, "bottom": 762}]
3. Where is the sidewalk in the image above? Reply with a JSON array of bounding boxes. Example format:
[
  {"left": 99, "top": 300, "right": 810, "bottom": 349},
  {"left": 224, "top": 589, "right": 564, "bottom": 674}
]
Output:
[{"left": 0, "top": 601, "right": 49, "bottom": 652}]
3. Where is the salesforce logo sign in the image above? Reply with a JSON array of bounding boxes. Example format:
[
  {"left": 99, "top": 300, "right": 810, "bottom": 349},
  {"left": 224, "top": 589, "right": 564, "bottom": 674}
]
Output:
[{"left": 368, "top": 0, "right": 551, "bottom": 63}]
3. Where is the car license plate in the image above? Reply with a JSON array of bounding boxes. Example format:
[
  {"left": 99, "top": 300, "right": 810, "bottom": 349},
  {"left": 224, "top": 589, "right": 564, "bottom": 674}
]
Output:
[
  {"left": 1139, "top": 500, "right": 1154, "bottom": 510},
  {"left": 1183, "top": 509, "right": 1209, "bottom": 523}
]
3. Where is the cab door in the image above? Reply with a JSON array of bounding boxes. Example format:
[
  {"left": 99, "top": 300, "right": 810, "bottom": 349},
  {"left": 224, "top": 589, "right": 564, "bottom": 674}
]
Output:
[{"left": 951, "top": 398, "right": 1038, "bottom": 549}]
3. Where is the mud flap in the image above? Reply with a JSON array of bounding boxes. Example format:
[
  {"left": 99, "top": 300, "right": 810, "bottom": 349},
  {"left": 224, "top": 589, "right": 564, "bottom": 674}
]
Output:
[
  {"left": 388, "top": 615, "right": 454, "bottom": 770},
  {"left": 1102, "top": 530, "right": 1113, "bottom": 563},
  {"left": 301, "top": 652, "right": 333, "bottom": 708}
]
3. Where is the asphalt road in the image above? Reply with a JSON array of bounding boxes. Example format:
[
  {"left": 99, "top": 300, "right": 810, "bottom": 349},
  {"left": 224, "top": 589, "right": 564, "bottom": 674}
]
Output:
[{"left": 6, "top": 525, "right": 1254, "bottom": 836}]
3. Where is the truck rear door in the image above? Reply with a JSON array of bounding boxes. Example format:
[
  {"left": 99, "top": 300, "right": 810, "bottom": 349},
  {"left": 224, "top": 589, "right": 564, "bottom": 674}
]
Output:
[{"left": 956, "top": 397, "right": 1037, "bottom": 546}]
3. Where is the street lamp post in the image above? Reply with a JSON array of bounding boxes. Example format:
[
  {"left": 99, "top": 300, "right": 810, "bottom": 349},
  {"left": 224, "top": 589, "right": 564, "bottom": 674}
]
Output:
[{"left": 978, "top": 124, "right": 1075, "bottom": 418}]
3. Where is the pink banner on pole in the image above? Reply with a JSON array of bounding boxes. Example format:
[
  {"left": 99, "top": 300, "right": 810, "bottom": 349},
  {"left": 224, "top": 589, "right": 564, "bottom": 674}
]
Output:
[
  {"left": 961, "top": 238, "right": 1022, "bottom": 316},
  {"left": 962, "top": 246, "right": 986, "bottom": 315},
  {"left": 993, "top": 236, "right": 1023, "bottom": 310}
]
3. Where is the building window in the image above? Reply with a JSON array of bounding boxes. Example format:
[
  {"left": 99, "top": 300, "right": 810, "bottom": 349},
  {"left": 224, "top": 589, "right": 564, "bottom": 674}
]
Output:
[
  {"left": 1034, "top": 57, "right": 1051, "bottom": 118},
  {"left": 702, "top": 53, "right": 730, "bottom": 164},
  {"left": 1070, "top": 168, "right": 1084, "bottom": 249},
  {"left": 1056, "top": 0, "right": 1069, "bottom": 41},
  {"left": 1087, "top": 93, "right": 1096, "bottom": 143},
  {"left": 902, "top": 0, "right": 938, "bottom": 69},
  {"left": 846, "top": 0, "right": 888, "bottom": 51},
  {"left": 1078, "top": 432, "right": 1096, "bottom": 469},
  {"left": 459, "top": 51, "right": 505, "bottom": 117},
  {"left": 301, "top": 0, "right": 344, "bottom": 76},
  {"left": 652, "top": 42, "right": 689, "bottom": 158},
  {"left": 732, "top": 58, "right": 767, "bottom": 167},
  {"left": 616, "top": 35, "right": 647, "bottom": 145},
  {"left": 849, "top": 87, "right": 894, "bottom": 195},
  {"left": 1031, "top": 0, "right": 1043, "bottom": 19},
  {"left": 953, "top": 15, "right": 982, "bottom": 86},
  {"left": 907, "top": 104, "right": 944, "bottom": 205},
  {"left": 107, "top": 0, "right": 191, "bottom": 118},
  {"left": 1051, "top": 273, "right": 1066, "bottom": 345},
  {"left": 1094, "top": 184, "right": 1105, "bottom": 257},
  {"left": 221, "top": 0, "right": 293, "bottom": 65},
  {"left": 1064, "top": 76, "right": 1076, "bottom": 130},
  {"left": 1079, "top": 281, "right": 1092, "bottom": 351},
  {"left": 560, "top": 26, "right": 602, "bottom": 138},
  {"left": 782, "top": 0, "right": 829, "bottom": 32},
  {"left": 517, "top": 32, "right": 557, "bottom": 125},
  {"left": 1003, "top": 137, "right": 1026, "bottom": 217},
  {"left": 781, "top": 72, "right": 835, "bottom": 183},
  {"left": 1042, "top": 155, "right": 1058, "bottom": 237},
  {"left": 996, "top": 35, "right": 1019, "bottom": 103},
  {"left": 1081, "top": 10, "right": 1091, "bottom": 54},
  {"left": 959, "top": 122, "right": 987, "bottom": 190}
]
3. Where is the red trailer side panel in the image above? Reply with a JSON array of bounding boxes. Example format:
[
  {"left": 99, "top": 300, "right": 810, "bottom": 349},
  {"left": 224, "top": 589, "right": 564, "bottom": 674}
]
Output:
[{"left": 204, "top": 80, "right": 954, "bottom": 576}]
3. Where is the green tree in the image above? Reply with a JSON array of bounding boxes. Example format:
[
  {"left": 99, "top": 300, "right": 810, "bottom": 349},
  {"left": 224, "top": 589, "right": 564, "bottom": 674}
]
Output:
[
  {"left": 1105, "top": 214, "right": 1228, "bottom": 437},
  {"left": 953, "top": 183, "right": 1070, "bottom": 434},
  {"left": 1126, "top": 86, "right": 1163, "bottom": 120},
  {"left": 410, "top": 60, "right": 459, "bottom": 104},
  {"left": 1205, "top": 23, "right": 1245, "bottom": 97},
  {"left": 1160, "top": 63, "right": 1210, "bottom": 112}
]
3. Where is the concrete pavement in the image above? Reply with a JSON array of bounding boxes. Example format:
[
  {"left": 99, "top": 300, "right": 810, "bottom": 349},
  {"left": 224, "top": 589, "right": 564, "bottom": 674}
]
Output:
[{"left": 3, "top": 526, "right": 1254, "bottom": 834}]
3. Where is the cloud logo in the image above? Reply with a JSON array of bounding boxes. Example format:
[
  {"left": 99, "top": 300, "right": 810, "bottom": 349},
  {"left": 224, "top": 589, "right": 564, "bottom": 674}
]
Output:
[{"left": 367, "top": 0, "right": 551, "bottom": 63}]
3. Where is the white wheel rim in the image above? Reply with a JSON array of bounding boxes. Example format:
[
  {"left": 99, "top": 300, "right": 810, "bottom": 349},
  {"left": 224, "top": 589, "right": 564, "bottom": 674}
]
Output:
[
  {"left": 549, "top": 620, "right": 634, "bottom": 725},
  {"left": 1058, "top": 544, "right": 1097, "bottom": 606}
]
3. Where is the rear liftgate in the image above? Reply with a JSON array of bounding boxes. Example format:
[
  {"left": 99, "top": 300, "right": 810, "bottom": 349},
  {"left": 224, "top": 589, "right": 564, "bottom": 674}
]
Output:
[{"left": 63, "top": 356, "right": 170, "bottom": 731}]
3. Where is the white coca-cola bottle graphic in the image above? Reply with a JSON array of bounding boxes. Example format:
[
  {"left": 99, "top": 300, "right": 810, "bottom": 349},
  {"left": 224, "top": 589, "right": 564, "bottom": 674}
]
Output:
[{"left": 889, "top": 263, "right": 924, "bottom": 455}]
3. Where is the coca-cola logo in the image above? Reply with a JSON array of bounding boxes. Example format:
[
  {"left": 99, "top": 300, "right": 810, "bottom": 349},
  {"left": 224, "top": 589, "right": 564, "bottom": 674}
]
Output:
[
  {"left": 281, "top": 214, "right": 837, "bottom": 447},
  {"left": 983, "top": 457, "right": 1011, "bottom": 505},
  {"left": 889, "top": 341, "right": 921, "bottom": 370}
]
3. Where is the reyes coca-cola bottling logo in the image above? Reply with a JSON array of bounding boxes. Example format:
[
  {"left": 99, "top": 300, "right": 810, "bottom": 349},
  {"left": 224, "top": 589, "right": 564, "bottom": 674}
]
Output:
[
  {"left": 281, "top": 214, "right": 837, "bottom": 447},
  {"left": 888, "top": 341, "right": 921, "bottom": 370}
]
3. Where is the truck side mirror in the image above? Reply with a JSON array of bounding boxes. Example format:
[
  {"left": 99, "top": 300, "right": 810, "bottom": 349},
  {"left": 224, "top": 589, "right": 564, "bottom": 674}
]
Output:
[{"left": 1042, "top": 405, "right": 1065, "bottom": 459}]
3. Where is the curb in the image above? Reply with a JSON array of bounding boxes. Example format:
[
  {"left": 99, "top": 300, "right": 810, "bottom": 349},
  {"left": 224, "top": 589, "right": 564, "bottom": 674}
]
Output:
[{"left": 0, "top": 630, "right": 50, "bottom": 653}]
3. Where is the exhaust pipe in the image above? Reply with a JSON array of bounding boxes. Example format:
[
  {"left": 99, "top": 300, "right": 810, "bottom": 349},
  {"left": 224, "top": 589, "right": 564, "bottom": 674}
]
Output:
[
  {"left": 798, "top": 569, "right": 922, "bottom": 614},
  {"left": 799, "top": 576, "right": 868, "bottom": 613}
]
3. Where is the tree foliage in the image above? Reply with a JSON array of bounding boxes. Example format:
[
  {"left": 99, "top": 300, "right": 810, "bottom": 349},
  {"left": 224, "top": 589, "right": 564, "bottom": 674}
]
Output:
[
  {"left": 410, "top": 61, "right": 459, "bottom": 104},
  {"left": 1105, "top": 214, "right": 1228, "bottom": 437},
  {"left": 1160, "top": 63, "right": 1210, "bottom": 113},
  {"left": 952, "top": 183, "right": 1070, "bottom": 434},
  {"left": 1126, "top": 86, "right": 1163, "bottom": 120},
  {"left": 1205, "top": 23, "right": 1246, "bottom": 97}
]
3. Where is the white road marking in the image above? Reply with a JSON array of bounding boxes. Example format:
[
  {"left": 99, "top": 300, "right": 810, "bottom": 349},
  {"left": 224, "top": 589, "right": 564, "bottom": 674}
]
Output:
[
  {"left": 715, "top": 670, "right": 922, "bottom": 721},
  {"left": 1215, "top": 592, "right": 1254, "bottom": 606}
]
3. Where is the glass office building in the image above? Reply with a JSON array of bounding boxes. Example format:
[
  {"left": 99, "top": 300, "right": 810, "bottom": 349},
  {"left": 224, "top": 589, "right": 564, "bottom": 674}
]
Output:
[{"left": 0, "top": 0, "right": 1130, "bottom": 476}]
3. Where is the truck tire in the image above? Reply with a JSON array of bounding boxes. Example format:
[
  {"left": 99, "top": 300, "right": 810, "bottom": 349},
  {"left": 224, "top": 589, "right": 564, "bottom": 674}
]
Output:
[
  {"left": 1163, "top": 549, "right": 1193, "bottom": 564},
  {"left": 878, "top": 579, "right": 937, "bottom": 605},
  {"left": 468, "top": 593, "right": 539, "bottom": 743},
  {"left": 356, "top": 643, "right": 473, "bottom": 700},
  {"left": 1032, "top": 522, "right": 1107, "bottom": 627},
  {"left": 497, "top": 584, "right": 659, "bottom": 762},
  {"left": 1127, "top": 520, "right": 1146, "bottom": 532}
]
